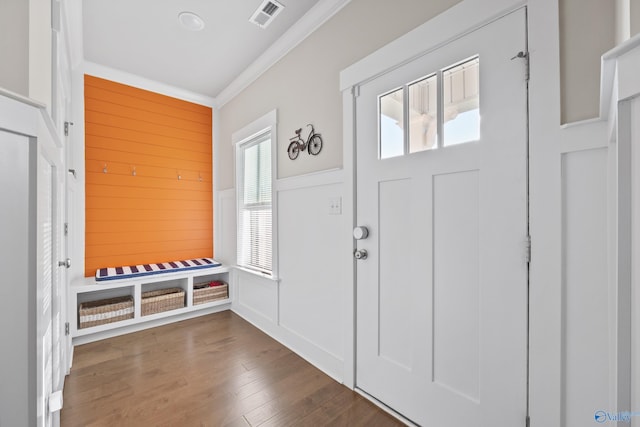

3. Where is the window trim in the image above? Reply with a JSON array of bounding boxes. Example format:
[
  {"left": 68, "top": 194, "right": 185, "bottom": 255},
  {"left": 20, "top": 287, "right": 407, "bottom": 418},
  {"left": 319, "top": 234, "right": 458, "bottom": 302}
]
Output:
[{"left": 233, "top": 110, "right": 278, "bottom": 279}]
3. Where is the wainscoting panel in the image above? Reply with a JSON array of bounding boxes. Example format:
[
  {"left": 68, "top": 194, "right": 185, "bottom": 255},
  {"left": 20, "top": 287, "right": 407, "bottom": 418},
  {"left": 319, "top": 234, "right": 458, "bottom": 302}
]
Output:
[
  {"left": 277, "top": 182, "right": 346, "bottom": 363},
  {"left": 215, "top": 189, "right": 236, "bottom": 265},
  {"left": 561, "top": 147, "right": 610, "bottom": 427},
  {"left": 235, "top": 270, "right": 278, "bottom": 324},
  {"left": 229, "top": 169, "right": 350, "bottom": 382}
]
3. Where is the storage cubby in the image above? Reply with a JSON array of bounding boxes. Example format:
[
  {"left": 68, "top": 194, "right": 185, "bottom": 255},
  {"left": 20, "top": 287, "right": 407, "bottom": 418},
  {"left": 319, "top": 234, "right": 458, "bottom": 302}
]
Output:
[
  {"left": 192, "top": 271, "right": 230, "bottom": 306},
  {"left": 140, "top": 277, "right": 188, "bottom": 293},
  {"left": 70, "top": 265, "right": 231, "bottom": 342},
  {"left": 76, "top": 285, "right": 134, "bottom": 305},
  {"left": 76, "top": 285, "right": 135, "bottom": 330},
  {"left": 193, "top": 271, "right": 230, "bottom": 286}
]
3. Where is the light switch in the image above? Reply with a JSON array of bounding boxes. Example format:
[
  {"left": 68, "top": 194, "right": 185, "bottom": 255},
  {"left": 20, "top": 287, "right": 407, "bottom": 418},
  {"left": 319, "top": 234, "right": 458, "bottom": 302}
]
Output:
[{"left": 328, "top": 197, "right": 342, "bottom": 215}]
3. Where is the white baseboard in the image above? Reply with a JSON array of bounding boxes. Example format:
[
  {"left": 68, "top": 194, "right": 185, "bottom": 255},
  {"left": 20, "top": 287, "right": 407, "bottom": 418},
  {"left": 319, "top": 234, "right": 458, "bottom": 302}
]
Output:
[{"left": 232, "top": 305, "right": 344, "bottom": 384}]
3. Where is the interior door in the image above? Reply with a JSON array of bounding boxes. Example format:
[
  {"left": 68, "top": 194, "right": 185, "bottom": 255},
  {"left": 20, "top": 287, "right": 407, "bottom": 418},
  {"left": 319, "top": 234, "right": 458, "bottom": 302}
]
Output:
[
  {"left": 37, "top": 133, "right": 65, "bottom": 427},
  {"left": 355, "top": 9, "right": 528, "bottom": 427}
]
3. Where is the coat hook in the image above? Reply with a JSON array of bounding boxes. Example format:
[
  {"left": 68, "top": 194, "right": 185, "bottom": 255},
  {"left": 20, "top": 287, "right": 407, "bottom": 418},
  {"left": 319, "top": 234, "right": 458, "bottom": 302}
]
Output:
[
  {"left": 131, "top": 166, "right": 136, "bottom": 176},
  {"left": 177, "top": 171, "right": 181, "bottom": 180},
  {"left": 103, "top": 163, "right": 108, "bottom": 174},
  {"left": 199, "top": 172, "right": 202, "bottom": 182}
]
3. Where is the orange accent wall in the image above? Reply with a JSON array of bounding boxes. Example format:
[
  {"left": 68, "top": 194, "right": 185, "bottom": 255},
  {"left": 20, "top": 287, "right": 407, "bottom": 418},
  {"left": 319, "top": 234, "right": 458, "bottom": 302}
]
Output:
[{"left": 84, "top": 75, "right": 213, "bottom": 277}]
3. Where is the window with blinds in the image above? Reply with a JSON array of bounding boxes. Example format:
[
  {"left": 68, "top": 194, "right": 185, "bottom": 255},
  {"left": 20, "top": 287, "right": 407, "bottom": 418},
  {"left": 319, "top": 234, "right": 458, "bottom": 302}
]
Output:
[{"left": 237, "top": 132, "right": 272, "bottom": 274}]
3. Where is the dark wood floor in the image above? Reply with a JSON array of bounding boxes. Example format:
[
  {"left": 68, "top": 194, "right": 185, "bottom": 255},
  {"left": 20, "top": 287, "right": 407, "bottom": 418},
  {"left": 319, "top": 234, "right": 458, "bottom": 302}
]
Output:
[{"left": 61, "top": 311, "right": 404, "bottom": 426}]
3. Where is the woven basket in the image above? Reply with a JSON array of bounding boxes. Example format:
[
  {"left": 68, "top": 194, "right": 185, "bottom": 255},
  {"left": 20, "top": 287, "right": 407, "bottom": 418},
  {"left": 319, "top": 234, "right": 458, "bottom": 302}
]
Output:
[
  {"left": 79, "top": 295, "right": 134, "bottom": 329},
  {"left": 193, "top": 282, "right": 229, "bottom": 305},
  {"left": 141, "top": 287, "right": 185, "bottom": 316}
]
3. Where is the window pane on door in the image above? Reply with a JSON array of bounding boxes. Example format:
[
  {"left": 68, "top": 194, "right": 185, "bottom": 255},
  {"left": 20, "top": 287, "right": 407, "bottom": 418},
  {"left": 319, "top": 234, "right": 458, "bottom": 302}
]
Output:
[
  {"left": 379, "top": 88, "right": 404, "bottom": 159},
  {"left": 409, "top": 74, "right": 438, "bottom": 153},
  {"left": 443, "top": 57, "right": 479, "bottom": 146}
]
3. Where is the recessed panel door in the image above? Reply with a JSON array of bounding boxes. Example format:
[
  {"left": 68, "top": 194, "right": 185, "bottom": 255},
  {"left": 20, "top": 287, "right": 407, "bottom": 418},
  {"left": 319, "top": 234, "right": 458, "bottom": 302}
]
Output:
[{"left": 355, "top": 9, "right": 528, "bottom": 427}]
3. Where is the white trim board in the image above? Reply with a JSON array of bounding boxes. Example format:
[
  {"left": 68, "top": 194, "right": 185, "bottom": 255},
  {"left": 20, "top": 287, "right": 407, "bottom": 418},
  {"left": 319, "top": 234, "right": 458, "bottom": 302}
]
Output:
[
  {"left": 231, "top": 109, "right": 278, "bottom": 145},
  {"left": 83, "top": 61, "right": 215, "bottom": 107},
  {"left": 600, "top": 32, "right": 640, "bottom": 119},
  {"left": 275, "top": 167, "right": 344, "bottom": 192},
  {"left": 231, "top": 300, "right": 345, "bottom": 385}
]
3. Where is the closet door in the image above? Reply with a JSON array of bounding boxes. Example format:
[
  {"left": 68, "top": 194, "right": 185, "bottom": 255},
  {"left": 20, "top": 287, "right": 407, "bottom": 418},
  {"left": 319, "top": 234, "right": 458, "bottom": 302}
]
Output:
[
  {"left": 0, "top": 129, "right": 34, "bottom": 426},
  {"left": 37, "top": 128, "right": 65, "bottom": 427}
]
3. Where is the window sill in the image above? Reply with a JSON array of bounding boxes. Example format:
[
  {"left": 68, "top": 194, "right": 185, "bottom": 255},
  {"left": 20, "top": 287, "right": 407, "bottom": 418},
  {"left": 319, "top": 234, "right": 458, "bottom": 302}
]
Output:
[{"left": 234, "top": 266, "right": 280, "bottom": 283}]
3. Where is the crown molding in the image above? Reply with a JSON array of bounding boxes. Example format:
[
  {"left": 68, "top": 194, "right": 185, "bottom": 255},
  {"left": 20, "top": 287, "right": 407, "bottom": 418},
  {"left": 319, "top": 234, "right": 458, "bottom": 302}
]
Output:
[
  {"left": 216, "top": 0, "right": 352, "bottom": 108},
  {"left": 83, "top": 61, "right": 216, "bottom": 107}
]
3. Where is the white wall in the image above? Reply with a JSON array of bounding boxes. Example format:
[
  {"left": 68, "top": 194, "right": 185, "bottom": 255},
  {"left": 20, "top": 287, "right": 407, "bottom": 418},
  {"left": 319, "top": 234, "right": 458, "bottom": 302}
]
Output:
[
  {"left": 232, "top": 170, "right": 351, "bottom": 380},
  {"left": 29, "top": 0, "right": 52, "bottom": 109},
  {"left": 214, "top": 189, "right": 236, "bottom": 266},
  {"left": 216, "top": 0, "right": 462, "bottom": 188},
  {"left": 559, "top": 0, "right": 615, "bottom": 123},
  {"left": 0, "top": 0, "right": 29, "bottom": 96},
  {"left": 633, "top": 0, "right": 640, "bottom": 36},
  {"left": 0, "top": 0, "right": 53, "bottom": 107}
]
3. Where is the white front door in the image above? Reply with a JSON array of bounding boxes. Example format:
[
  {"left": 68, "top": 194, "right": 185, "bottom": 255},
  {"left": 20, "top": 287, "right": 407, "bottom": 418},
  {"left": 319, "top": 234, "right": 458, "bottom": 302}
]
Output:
[{"left": 355, "top": 9, "right": 528, "bottom": 426}]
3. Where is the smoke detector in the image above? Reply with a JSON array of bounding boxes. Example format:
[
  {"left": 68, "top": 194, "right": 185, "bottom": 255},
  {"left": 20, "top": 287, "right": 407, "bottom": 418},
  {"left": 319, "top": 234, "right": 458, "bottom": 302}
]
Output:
[{"left": 249, "top": 0, "right": 284, "bottom": 29}]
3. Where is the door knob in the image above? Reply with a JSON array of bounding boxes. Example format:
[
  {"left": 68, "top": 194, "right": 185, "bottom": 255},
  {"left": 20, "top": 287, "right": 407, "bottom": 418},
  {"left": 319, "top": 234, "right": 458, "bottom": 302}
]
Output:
[
  {"left": 353, "top": 226, "right": 369, "bottom": 240},
  {"left": 354, "top": 249, "right": 368, "bottom": 260},
  {"left": 58, "top": 258, "right": 71, "bottom": 268}
]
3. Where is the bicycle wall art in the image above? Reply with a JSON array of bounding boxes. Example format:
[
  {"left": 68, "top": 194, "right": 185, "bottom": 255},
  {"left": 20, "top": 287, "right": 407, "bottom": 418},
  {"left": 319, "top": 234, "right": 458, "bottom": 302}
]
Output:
[{"left": 287, "top": 124, "right": 323, "bottom": 160}]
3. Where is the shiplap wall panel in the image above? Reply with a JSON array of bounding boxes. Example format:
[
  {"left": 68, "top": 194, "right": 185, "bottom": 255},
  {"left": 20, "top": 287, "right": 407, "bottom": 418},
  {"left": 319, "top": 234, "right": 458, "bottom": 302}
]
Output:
[{"left": 84, "top": 75, "right": 213, "bottom": 277}]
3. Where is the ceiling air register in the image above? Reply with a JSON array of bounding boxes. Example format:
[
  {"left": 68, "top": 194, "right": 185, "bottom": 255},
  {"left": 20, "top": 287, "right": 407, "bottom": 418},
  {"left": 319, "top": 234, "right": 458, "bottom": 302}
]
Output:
[{"left": 249, "top": 0, "right": 284, "bottom": 28}]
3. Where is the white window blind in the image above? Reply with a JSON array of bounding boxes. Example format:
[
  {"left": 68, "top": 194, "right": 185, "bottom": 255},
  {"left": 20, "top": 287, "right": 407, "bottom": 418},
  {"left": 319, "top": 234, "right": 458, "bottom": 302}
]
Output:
[{"left": 237, "top": 132, "right": 272, "bottom": 274}]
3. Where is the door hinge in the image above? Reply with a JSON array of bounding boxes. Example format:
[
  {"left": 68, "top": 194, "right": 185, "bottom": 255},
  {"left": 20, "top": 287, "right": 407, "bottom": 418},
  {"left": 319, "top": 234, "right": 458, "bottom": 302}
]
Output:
[
  {"left": 511, "top": 51, "right": 530, "bottom": 81},
  {"left": 64, "top": 222, "right": 69, "bottom": 236},
  {"left": 65, "top": 322, "right": 70, "bottom": 336},
  {"left": 525, "top": 235, "right": 531, "bottom": 264},
  {"left": 64, "top": 121, "right": 74, "bottom": 137},
  {"left": 526, "top": 415, "right": 531, "bottom": 427}
]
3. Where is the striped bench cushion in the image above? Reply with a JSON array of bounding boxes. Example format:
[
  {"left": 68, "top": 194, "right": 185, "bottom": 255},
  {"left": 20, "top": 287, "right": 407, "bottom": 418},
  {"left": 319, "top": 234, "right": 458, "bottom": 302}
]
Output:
[{"left": 96, "top": 258, "right": 221, "bottom": 282}]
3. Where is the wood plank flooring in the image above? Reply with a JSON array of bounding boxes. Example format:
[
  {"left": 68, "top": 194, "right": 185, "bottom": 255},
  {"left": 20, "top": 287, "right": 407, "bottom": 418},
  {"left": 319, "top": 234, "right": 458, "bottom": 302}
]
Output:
[{"left": 61, "top": 311, "right": 405, "bottom": 426}]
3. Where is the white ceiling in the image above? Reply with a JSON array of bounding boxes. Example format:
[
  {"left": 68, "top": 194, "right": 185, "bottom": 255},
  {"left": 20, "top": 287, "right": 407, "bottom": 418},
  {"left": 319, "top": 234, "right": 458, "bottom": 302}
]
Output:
[{"left": 82, "top": 0, "right": 321, "bottom": 98}]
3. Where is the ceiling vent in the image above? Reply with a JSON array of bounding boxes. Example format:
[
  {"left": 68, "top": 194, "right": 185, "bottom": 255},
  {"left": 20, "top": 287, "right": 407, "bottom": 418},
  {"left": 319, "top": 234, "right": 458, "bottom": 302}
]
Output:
[{"left": 249, "top": 0, "right": 284, "bottom": 29}]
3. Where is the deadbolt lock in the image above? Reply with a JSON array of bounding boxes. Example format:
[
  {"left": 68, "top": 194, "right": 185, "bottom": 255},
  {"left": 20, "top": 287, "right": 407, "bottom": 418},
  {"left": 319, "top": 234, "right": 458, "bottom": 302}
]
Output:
[{"left": 354, "top": 249, "right": 368, "bottom": 260}]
